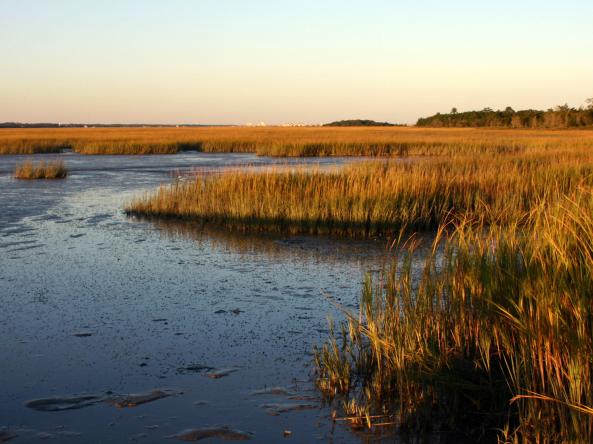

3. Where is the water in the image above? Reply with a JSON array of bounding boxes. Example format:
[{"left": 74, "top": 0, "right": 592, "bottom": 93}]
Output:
[{"left": 0, "top": 152, "right": 421, "bottom": 443}]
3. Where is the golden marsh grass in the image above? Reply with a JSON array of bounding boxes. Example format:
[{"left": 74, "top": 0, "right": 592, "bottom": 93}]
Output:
[
  {"left": 14, "top": 160, "right": 68, "bottom": 180},
  {"left": 125, "top": 137, "right": 593, "bottom": 441},
  {"left": 314, "top": 193, "right": 593, "bottom": 442},
  {"left": 126, "top": 148, "right": 593, "bottom": 236},
  {"left": 2, "top": 127, "right": 593, "bottom": 156}
]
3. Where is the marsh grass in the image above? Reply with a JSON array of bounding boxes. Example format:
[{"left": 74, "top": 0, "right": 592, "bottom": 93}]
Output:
[
  {"left": 314, "top": 193, "right": 593, "bottom": 442},
  {"left": 126, "top": 141, "right": 593, "bottom": 441},
  {"left": 14, "top": 160, "right": 68, "bottom": 180},
  {"left": 2, "top": 127, "right": 593, "bottom": 156},
  {"left": 0, "top": 139, "right": 69, "bottom": 155},
  {"left": 126, "top": 150, "right": 593, "bottom": 237}
]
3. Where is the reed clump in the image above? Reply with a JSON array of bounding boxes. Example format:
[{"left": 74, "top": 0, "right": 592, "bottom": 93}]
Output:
[
  {"left": 14, "top": 160, "right": 68, "bottom": 179},
  {"left": 314, "top": 192, "right": 593, "bottom": 442}
]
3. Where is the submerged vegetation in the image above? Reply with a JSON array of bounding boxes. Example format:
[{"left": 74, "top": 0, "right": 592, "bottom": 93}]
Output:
[
  {"left": 14, "top": 160, "right": 68, "bottom": 180},
  {"left": 1, "top": 127, "right": 593, "bottom": 156}
]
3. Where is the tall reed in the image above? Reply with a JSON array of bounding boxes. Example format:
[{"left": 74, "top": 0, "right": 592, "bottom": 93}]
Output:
[
  {"left": 314, "top": 192, "right": 593, "bottom": 442},
  {"left": 118, "top": 127, "right": 593, "bottom": 441}
]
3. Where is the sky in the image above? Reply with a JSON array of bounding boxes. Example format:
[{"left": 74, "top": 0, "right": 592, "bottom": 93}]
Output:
[{"left": 1, "top": 0, "right": 592, "bottom": 125}]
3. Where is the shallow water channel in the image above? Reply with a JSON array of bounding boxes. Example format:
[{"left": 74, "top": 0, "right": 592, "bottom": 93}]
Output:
[{"left": 1, "top": 152, "right": 427, "bottom": 443}]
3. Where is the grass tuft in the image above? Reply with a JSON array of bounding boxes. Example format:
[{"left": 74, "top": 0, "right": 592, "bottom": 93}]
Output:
[{"left": 14, "top": 160, "right": 68, "bottom": 180}]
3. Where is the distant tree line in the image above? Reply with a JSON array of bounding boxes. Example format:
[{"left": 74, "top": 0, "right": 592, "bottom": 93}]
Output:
[
  {"left": 417, "top": 99, "right": 593, "bottom": 128},
  {"left": 324, "top": 119, "right": 404, "bottom": 127}
]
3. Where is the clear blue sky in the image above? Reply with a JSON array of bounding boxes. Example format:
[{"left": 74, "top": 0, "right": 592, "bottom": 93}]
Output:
[{"left": 1, "top": 0, "right": 592, "bottom": 124}]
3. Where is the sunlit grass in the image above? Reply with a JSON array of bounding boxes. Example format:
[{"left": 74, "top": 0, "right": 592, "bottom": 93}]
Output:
[
  {"left": 125, "top": 141, "right": 593, "bottom": 441},
  {"left": 314, "top": 192, "right": 593, "bottom": 442},
  {"left": 125, "top": 149, "right": 593, "bottom": 237},
  {"left": 8, "top": 124, "right": 587, "bottom": 441},
  {"left": 14, "top": 160, "right": 68, "bottom": 180},
  {"left": 1, "top": 127, "right": 593, "bottom": 156}
]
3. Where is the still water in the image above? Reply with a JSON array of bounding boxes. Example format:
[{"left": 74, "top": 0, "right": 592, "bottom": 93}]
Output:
[{"left": 0, "top": 153, "right": 412, "bottom": 443}]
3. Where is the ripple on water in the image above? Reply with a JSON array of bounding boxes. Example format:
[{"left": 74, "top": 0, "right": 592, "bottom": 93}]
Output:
[{"left": 0, "top": 153, "right": 399, "bottom": 444}]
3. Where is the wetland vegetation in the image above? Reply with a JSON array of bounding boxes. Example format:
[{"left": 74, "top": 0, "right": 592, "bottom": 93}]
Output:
[
  {"left": 315, "top": 192, "right": 593, "bottom": 442},
  {"left": 1, "top": 126, "right": 593, "bottom": 157},
  {"left": 14, "top": 160, "right": 67, "bottom": 180},
  {"left": 4, "top": 1, "right": 591, "bottom": 442},
  {"left": 123, "top": 129, "right": 593, "bottom": 442},
  {"left": 3, "top": 125, "right": 593, "bottom": 442},
  {"left": 126, "top": 143, "right": 593, "bottom": 237}
]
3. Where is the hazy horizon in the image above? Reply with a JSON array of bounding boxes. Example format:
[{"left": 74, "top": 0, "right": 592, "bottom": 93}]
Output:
[{"left": 1, "top": 0, "right": 592, "bottom": 125}]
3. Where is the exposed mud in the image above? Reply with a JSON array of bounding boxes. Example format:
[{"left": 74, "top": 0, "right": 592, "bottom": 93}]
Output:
[
  {"left": 167, "top": 426, "right": 253, "bottom": 441},
  {"left": 105, "top": 389, "right": 178, "bottom": 408},
  {"left": 177, "top": 364, "right": 215, "bottom": 374},
  {"left": 205, "top": 368, "right": 240, "bottom": 379},
  {"left": 259, "top": 403, "right": 318, "bottom": 416},
  {"left": 25, "top": 396, "right": 102, "bottom": 412},
  {"left": 25, "top": 389, "right": 177, "bottom": 412},
  {"left": 0, "top": 428, "right": 17, "bottom": 442},
  {"left": 249, "top": 387, "right": 295, "bottom": 397},
  {"left": 0, "top": 153, "right": 431, "bottom": 443}
]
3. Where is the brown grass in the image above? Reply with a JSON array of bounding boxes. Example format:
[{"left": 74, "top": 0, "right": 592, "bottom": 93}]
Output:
[
  {"left": 118, "top": 126, "right": 593, "bottom": 441},
  {"left": 126, "top": 147, "right": 593, "bottom": 237},
  {"left": 14, "top": 160, "right": 68, "bottom": 180},
  {"left": 1, "top": 127, "right": 593, "bottom": 156},
  {"left": 314, "top": 192, "right": 593, "bottom": 442}
]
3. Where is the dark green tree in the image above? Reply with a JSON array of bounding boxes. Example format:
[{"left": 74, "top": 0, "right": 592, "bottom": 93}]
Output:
[{"left": 416, "top": 99, "right": 593, "bottom": 128}]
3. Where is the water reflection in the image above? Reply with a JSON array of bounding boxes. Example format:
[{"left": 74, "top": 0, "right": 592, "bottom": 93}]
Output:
[
  {"left": 0, "top": 152, "right": 440, "bottom": 443},
  {"left": 144, "top": 218, "right": 397, "bottom": 264}
]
